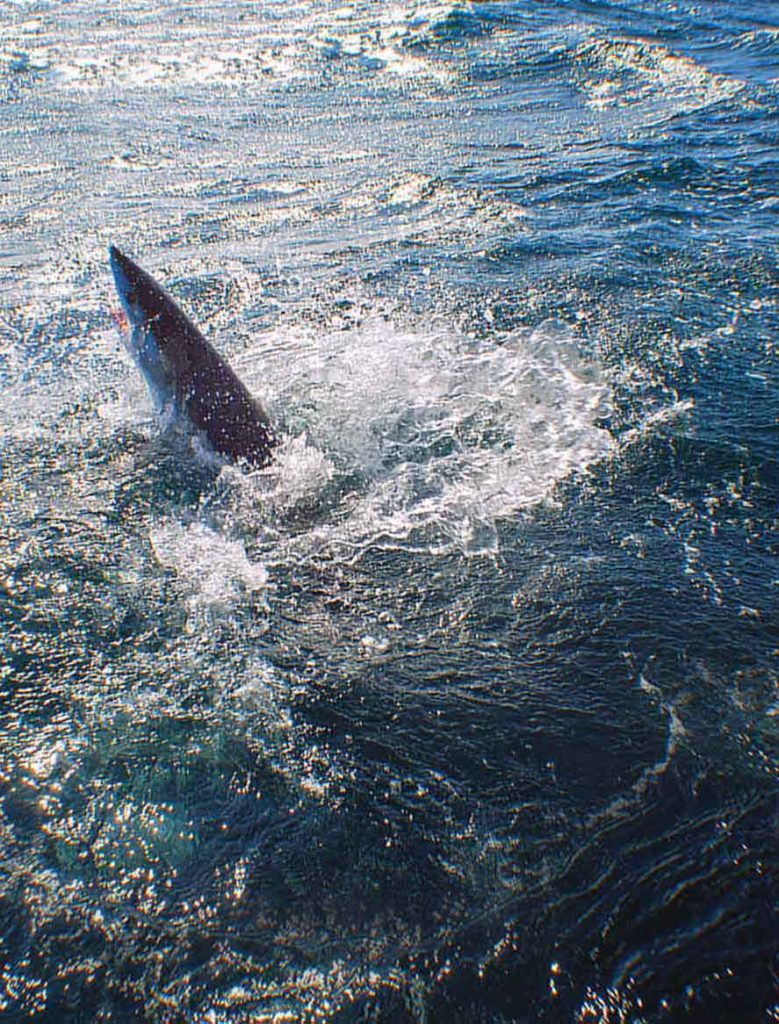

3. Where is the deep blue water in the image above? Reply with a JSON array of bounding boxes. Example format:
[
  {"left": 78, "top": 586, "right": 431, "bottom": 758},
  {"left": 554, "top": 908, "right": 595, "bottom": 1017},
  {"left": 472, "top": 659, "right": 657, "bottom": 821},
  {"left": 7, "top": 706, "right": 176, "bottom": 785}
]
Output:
[{"left": 0, "top": 2, "right": 777, "bottom": 1021}]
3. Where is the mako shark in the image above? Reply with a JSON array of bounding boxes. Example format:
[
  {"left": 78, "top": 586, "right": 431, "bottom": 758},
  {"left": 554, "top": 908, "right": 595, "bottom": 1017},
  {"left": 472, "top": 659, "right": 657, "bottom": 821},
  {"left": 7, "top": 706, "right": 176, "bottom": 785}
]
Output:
[{"left": 109, "top": 245, "right": 277, "bottom": 467}]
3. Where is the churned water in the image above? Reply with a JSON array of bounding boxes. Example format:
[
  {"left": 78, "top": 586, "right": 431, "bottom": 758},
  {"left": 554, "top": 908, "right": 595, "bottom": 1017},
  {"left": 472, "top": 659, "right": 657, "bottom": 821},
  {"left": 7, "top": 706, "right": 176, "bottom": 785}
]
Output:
[{"left": 0, "top": 1, "right": 777, "bottom": 1021}]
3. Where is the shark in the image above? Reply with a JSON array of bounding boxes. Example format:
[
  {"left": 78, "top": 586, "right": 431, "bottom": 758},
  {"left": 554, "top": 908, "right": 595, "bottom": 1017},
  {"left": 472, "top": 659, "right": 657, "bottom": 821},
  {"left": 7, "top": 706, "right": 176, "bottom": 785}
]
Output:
[{"left": 109, "top": 245, "right": 277, "bottom": 468}]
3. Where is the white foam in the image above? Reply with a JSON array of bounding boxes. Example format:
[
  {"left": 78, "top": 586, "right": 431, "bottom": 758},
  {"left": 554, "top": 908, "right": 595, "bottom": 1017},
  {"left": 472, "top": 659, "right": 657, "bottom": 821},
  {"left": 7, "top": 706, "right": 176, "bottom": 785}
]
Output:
[
  {"left": 227, "top": 314, "right": 614, "bottom": 560},
  {"left": 149, "top": 521, "right": 268, "bottom": 632}
]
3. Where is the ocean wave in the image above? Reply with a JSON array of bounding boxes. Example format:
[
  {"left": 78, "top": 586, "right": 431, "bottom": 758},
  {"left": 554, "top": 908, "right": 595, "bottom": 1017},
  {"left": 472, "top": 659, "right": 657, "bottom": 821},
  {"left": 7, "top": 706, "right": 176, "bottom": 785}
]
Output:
[
  {"left": 573, "top": 36, "right": 744, "bottom": 122},
  {"left": 22, "top": 2, "right": 460, "bottom": 93}
]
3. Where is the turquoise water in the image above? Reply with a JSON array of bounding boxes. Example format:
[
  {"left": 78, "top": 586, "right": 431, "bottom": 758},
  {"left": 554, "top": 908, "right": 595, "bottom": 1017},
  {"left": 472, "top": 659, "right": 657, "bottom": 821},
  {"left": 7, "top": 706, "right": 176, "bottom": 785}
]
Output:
[{"left": 0, "top": 2, "right": 777, "bottom": 1021}]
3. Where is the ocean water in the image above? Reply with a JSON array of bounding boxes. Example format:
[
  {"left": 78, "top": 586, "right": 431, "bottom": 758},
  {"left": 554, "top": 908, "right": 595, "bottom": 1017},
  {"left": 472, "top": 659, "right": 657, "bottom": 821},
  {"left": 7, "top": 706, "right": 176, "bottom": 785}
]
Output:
[{"left": 0, "top": 1, "right": 777, "bottom": 1021}]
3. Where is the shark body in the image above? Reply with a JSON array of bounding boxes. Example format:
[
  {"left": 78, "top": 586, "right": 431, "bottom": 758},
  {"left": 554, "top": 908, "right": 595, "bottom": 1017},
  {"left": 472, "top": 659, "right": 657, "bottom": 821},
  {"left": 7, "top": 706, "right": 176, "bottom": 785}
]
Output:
[{"left": 109, "top": 246, "right": 276, "bottom": 468}]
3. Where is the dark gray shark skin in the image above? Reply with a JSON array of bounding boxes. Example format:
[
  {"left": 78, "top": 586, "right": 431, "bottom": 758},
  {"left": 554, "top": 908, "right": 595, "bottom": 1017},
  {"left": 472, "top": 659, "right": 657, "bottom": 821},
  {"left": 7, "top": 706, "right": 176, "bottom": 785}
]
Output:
[{"left": 109, "top": 245, "right": 277, "bottom": 468}]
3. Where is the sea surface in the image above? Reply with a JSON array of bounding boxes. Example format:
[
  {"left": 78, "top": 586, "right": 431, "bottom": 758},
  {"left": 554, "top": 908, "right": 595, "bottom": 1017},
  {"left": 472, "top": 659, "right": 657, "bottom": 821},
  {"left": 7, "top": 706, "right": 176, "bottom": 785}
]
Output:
[{"left": 0, "top": 1, "right": 777, "bottom": 1021}]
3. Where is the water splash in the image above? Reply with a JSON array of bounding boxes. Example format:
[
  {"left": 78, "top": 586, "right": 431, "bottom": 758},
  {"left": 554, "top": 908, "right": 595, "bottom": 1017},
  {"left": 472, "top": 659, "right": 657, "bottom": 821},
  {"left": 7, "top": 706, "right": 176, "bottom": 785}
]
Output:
[
  {"left": 226, "top": 313, "right": 614, "bottom": 559},
  {"left": 149, "top": 521, "right": 268, "bottom": 631}
]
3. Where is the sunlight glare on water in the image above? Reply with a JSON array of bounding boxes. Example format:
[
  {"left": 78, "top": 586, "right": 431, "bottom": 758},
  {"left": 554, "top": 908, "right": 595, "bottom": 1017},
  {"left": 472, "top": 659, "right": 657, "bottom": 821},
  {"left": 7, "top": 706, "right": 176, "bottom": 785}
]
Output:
[{"left": 0, "top": 0, "right": 777, "bottom": 1021}]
